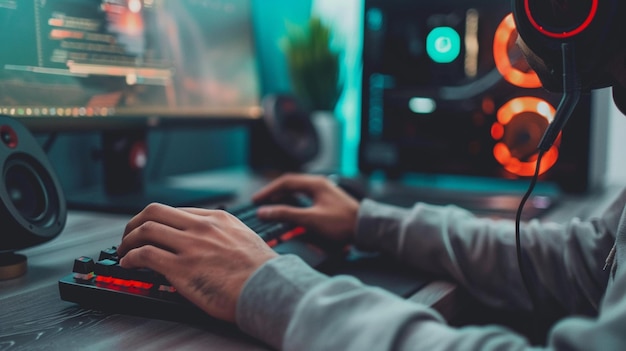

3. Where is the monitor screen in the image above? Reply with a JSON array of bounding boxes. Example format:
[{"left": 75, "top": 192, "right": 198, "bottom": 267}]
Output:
[
  {"left": 0, "top": 0, "right": 262, "bottom": 131},
  {"left": 0, "top": 0, "right": 263, "bottom": 213},
  {"left": 360, "top": 0, "right": 593, "bottom": 193}
]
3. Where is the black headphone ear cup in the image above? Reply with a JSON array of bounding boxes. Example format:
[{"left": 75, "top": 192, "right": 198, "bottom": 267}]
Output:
[
  {"left": 512, "top": 0, "right": 622, "bottom": 89},
  {"left": 0, "top": 115, "right": 66, "bottom": 252}
]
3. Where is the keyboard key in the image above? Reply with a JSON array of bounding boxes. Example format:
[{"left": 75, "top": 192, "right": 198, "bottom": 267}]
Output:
[
  {"left": 94, "top": 259, "right": 170, "bottom": 285},
  {"left": 98, "top": 247, "right": 119, "bottom": 261},
  {"left": 94, "top": 258, "right": 121, "bottom": 277},
  {"left": 258, "top": 223, "right": 291, "bottom": 241},
  {"left": 72, "top": 256, "right": 95, "bottom": 280}
]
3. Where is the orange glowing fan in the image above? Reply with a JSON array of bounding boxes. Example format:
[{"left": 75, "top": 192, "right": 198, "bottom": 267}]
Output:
[
  {"left": 491, "top": 97, "right": 559, "bottom": 176},
  {"left": 491, "top": 13, "right": 560, "bottom": 177},
  {"left": 493, "top": 13, "right": 541, "bottom": 89}
]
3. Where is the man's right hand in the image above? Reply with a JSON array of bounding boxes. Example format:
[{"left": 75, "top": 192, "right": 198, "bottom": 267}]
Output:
[{"left": 252, "top": 173, "right": 361, "bottom": 244}]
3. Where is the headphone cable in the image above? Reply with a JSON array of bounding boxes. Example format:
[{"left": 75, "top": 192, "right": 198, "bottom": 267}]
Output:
[
  {"left": 517, "top": 42, "right": 582, "bottom": 307},
  {"left": 515, "top": 43, "right": 582, "bottom": 343},
  {"left": 537, "top": 43, "right": 581, "bottom": 152},
  {"left": 515, "top": 150, "right": 544, "bottom": 311}
]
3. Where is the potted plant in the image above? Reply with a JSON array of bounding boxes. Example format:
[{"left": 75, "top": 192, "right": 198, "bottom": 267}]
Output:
[
  {"left": 283, "top": 15, "right": 342, "bottom": 112},
  {"left": 283, "top": 15, "right": 343, "bottom": 172}
]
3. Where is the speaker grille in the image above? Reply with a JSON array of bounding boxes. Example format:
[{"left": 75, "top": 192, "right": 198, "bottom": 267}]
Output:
[{"left": 3, "top": 153, "right": 61, "bottom": 231}]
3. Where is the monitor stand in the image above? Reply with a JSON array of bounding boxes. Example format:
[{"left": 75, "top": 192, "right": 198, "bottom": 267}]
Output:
[{"left": 66, "top": 129, "right": 233, "bottom": 214}]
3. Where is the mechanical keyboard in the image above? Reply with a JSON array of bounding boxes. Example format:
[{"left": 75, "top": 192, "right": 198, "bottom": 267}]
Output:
[{"left": 58, "top": 197, "right": 341, "bottom": 320}]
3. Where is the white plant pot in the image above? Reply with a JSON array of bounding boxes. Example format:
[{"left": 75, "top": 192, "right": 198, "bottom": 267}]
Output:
[{"left": 305, "top": 110, "right": 343, "bottom": 173}]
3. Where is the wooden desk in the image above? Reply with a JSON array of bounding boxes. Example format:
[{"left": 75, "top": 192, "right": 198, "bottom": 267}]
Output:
[
  {"left": 0, "top": 210, "right": 273, "bottom": 350},
  {"left": 0, "top": 168, "right": 460, "bottom": 350}
]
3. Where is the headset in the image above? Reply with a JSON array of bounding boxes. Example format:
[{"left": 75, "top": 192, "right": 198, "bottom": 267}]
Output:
[
  {"left": 511, "top": 0, "right": 625, "bottom": 313},
  {"left": 513, "top": 0, "right": 625, "bottom": 150},
  {"left": 513, "top": 0, "right": 623, "bottom": 93}
]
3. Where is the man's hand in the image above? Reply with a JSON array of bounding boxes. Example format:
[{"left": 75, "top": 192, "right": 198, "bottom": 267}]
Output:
[
  {"left": 116, "top": 203, "right": 278, "bottom": 323},
  {"left": 253, "top": 173, "right": 360, "bottom": 244}
]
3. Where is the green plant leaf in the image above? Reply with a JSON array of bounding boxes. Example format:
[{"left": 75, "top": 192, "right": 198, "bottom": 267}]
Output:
[{"left": 283, "top": 15, "right": 342, "bottom": 111}]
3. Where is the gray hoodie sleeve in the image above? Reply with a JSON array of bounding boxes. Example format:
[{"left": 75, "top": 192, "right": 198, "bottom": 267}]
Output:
[
  {"left": 237, "top": 254, "right": 531, "bottom": 350},
  {"left": 236, "top": 189, "right": 626, "bottom": 350},
  {"left": 354, "top": 195, "right": 621, "bottom": 313}
]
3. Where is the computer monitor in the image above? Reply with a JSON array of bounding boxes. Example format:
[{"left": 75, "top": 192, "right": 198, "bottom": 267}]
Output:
[
  {"left": 0, "top": 0, "right": 262, "bottom": 213},
  {"left": 360, "top": 0, "right": 597, "bottom": 194}
]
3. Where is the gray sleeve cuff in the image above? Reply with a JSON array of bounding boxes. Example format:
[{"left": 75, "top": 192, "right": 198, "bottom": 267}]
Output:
[
  {"left": 236, "top": 254, "right": 328, "bottom": 350},
  {"left": 354, "top": 199, "right": 412, "bottom": 253}
]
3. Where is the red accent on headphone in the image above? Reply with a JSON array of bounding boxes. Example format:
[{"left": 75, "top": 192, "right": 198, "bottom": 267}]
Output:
[{"left": 524, "top": 0, "right": 598, "bottom": 38}]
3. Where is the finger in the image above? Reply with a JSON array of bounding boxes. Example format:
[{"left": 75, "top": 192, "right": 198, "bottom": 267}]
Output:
[
  {"left": 118, "top": 220, "right": 192, "bottom": 258},
  {"left": 252, "top": 174, "right": 323, "bottom": 203},
  {"left": 256, "top": 204, "right": 313, "bottom": 226},
  {"left": 119, "top": 244, "right": 178, "bottom": 276},
  {"left": 124, "top": 203, "right": 201, "bottom": 236}
]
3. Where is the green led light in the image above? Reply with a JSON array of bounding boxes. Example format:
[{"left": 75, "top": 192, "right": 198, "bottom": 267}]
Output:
[{"left": 426, "top": 27, "right": 461, "bottom": 64}]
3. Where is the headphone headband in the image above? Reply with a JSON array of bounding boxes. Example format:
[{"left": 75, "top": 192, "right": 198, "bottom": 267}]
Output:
[{"left": 524, "top": 0, "right": 598, "bottom": 39}]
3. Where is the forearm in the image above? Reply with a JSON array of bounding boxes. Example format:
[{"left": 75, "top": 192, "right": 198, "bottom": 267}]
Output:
[
  {"left": 237, "top": 254, "right": 626, "bottom": 351},
  {"left": 354, "top": 199, "right": 616, "bottom": 312},
  {"left": 237, "top": 254, "right": 532, "bottom": 350}
]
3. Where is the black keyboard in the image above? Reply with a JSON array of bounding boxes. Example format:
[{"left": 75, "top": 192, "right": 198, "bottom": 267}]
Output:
[{"left": 58, "top": 197, "right": 338, "bottom": 320}]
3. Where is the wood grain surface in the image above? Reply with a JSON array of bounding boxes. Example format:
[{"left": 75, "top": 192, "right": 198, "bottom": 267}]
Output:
[{"left": 0, "top": 210, "right": 270, "bottom": 350}]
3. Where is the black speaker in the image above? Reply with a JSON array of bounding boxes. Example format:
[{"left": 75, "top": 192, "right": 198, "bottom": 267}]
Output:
[
  {"left": 249, "top": 94, "right": 319, "bottom": 172},
  {"left": 0, "top": 116, "right": 66, "bottom": 280}
]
